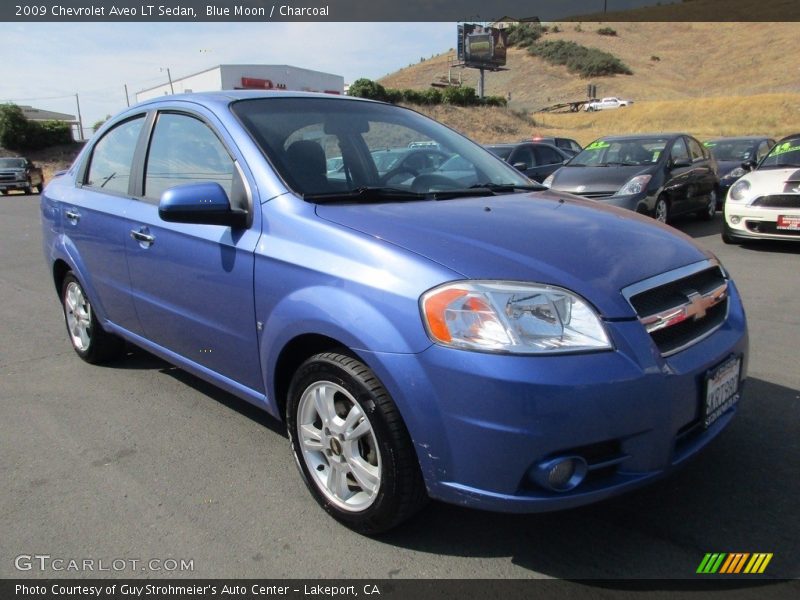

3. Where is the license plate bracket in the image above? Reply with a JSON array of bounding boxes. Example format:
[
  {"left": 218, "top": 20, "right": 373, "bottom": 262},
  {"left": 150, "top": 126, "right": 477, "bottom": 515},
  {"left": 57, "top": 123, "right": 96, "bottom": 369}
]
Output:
[{"left": 703, "top": 355, "right": 742, "bottom": 428}]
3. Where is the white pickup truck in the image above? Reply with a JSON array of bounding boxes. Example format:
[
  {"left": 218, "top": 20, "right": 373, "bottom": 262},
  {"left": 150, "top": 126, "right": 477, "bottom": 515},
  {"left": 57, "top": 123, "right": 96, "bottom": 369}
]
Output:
[{"left": 584, "top": 97, "right": 634, "bottom": 111}]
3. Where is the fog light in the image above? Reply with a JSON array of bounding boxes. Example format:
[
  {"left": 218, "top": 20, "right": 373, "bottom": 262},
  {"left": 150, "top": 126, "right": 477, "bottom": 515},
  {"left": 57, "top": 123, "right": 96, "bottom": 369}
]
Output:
[
  {"left": 730, "top": 216, "right": 741, "bottom": 225},
  {"left": 531, "top": 456, "right": 588, "bottom": 492}
]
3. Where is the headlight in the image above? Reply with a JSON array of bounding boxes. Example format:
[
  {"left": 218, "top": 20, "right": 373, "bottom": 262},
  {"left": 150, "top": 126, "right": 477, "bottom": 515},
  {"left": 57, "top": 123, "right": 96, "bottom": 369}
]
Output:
[
  {"left": 724, "top": 167, "right": 746, "bottom": 180},
  {"left": 420, "top": 281, "right": 611, "bottom": 354},
  {"left": 729, "top": 179, "right": 751, "bottom": 201},
  {"left": 542, "top": 173, "right": 555, "bottom": 188},
  {"left": 614, "top": 174, "right": 651, "bottom": 196}
]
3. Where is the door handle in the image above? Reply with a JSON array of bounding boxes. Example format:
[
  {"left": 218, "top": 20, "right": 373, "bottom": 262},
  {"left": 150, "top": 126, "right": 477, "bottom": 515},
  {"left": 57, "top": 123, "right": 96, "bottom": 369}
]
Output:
[
  {"left": 65, "top": 209, "right": 80, "bottom": 223},
  {"left": 130, "top": 229, "right": 155, "bottom": 245}
]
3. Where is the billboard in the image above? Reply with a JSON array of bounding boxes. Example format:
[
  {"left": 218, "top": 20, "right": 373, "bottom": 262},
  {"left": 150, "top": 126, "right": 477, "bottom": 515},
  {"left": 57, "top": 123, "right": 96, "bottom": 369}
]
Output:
[{"left": 457, "top": 24, "right": 508, "bottom": 68}]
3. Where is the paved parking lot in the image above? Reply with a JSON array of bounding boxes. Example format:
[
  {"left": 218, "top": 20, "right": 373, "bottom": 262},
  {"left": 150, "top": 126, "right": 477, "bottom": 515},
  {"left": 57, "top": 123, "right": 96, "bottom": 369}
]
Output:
[{"left": 1, "top": 194, "right": 798, "bottom": 582}]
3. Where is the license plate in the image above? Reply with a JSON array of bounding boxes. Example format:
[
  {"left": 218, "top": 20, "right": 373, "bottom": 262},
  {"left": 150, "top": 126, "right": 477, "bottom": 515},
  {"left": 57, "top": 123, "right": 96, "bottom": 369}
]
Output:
[
  {"left": 777, "top": 215, "right": 800, "bottom": 230},
  {"left": 703, "top": 356, "right": 742, "bottom": 428}
]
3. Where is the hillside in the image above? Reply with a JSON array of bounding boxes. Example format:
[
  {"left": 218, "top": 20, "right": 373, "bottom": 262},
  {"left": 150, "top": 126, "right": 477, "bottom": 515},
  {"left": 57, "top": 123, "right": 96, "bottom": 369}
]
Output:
[{"left": 380, "top": 22, "right": 800, "bottom": 112}]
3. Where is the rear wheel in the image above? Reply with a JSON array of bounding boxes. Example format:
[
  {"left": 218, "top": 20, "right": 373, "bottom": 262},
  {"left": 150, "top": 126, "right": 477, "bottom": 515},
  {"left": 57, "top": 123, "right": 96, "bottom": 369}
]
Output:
[
  {"left": 286, "top": 352, "right": 427, "bottom": 534},
  {"left": 698, "top": 190, "right": 716, "bottom": 221},
  {"left": 35, "top": 181, "right": 44, "bottom": 194},
  {"left": 61, "top": 273, "right": 125, "bottom": 363}
]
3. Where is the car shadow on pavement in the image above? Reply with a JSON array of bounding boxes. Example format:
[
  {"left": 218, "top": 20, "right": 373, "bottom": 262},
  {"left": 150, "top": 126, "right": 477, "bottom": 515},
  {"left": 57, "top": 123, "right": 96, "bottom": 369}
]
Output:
[
  {"left": 670, "top": 213, "right": 723, "bottom": 239},
  {"left": 108, "top": 345, "right": 287, "bottom": 438},
  {"left": 381, "top": 377, "right": 799, "bottom": 584}
]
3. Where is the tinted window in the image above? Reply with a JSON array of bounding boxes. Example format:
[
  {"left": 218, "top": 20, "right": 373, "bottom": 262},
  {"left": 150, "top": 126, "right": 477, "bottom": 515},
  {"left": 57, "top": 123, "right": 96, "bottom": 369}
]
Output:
[
  {"left": 144, "top": 113, "right": 234, "bottom": 201},
  {"left": 687, "top": 137, "right": 705, "bottom": 162},
  {"left": 85, "top": 116, "right": 145, "bottom": 194},
  {"left": 511, "top": 146, "right": 535, "bottom": 168},
  {"left": 534, "top": 145, "right": 563, "bottom": 165},
  {"left": 670, "top": 138, "right": 690, "bottom": 163}
]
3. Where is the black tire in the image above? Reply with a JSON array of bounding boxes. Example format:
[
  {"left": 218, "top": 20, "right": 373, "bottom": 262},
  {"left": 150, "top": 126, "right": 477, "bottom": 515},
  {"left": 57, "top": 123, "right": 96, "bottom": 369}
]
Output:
[
  {"left": 698, "top": 190, "right": 716, "bottom": 221},
  {"left": 61, "top": 272, "right": 125, "bottom": 364},
  {"left": 35, "top": 181, "right": 44, "bottom": 194},
  {"left": 286, "top": 351, "right": 427, "bottom": 534},
  {"left": 722, "top": 223, "right": 743, "bottom": 245},
  {"left": 654, "top": 195, "right": 670, "bottom": 224}
]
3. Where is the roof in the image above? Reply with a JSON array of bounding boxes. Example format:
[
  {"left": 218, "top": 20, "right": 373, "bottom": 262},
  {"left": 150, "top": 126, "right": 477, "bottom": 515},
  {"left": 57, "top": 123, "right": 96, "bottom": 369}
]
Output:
[
  {"left": 134, "top": 89, "right": 372, "bottom": 110},
  {"left": 598, "top": 133, "right": 686, "bottom": 141},
  {"left": 706, "top": 136, "right": 773, "bottom": 142}
]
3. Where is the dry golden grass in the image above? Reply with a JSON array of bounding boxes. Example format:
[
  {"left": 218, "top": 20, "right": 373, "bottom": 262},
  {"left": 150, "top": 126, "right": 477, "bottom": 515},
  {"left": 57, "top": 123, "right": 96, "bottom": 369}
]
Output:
[
  {"left": 406, "top": 93, "right": 800, "bottom": 146},
  {"left": 380, "top": 23, "right": 800, "bottom": 112}
]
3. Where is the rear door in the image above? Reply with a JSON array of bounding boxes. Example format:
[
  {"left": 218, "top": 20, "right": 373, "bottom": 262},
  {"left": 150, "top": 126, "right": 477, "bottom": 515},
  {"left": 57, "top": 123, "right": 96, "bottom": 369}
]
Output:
[
  {"left": 62, "top": 115, "right": 147, "bottom": 332},
  {"left": 124, "top": 108, "right": 264, "bottom": 392}
]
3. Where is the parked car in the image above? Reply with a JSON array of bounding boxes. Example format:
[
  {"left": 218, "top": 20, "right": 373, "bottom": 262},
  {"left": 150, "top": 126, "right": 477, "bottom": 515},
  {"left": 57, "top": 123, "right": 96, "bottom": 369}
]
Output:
[
  {"left": 42, "top": 92, "right": 747, "bottom": 533},
  {"left": 723, "top": 133, "right": 800, "bottom": 244},
  {"left": 543, "top": 133, "right": 720, "bottom": 223},
  {"left": 0, "top": 156, "right": 44, "bottom": 195},
  {"left": 520, "top": 136, "right": 582, "bottom": 156},
  {"left": 484, "top": 142, "right": 571, "bottom": 182},
  {"left": 704, "top": 137, "right": 775, "bottom": 206},
  {"left": 584, "top": 97, "right": 634, "bottom": 111}
]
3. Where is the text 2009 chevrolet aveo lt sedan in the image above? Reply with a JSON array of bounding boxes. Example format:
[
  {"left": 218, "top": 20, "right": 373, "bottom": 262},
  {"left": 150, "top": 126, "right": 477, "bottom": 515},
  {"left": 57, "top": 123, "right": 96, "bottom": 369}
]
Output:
[{"left": 42, "top": 92, "right": 748, "bottom": 533}]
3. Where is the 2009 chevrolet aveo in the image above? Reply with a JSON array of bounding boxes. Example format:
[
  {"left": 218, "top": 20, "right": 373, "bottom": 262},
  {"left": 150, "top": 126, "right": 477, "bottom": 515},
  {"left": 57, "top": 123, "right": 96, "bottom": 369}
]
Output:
[{"left": 42, "top": 91, "right": 748, "bottom": 533}]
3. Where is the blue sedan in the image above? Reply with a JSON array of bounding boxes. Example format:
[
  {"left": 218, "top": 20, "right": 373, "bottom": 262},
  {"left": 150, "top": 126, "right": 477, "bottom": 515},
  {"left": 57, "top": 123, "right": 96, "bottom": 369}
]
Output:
[{"left": 42, "top": 92, "right": 747, "bottom": 533}]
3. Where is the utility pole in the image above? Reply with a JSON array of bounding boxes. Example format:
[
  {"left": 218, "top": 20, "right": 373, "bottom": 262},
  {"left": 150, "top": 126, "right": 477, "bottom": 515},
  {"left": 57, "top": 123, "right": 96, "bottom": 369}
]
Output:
[
  {"left": 75, "top": 93, "right": 84, "bottom": 141},
  {"left": 124, "top": 84, "right": 130, "bottom": 107},
  {"left": 161, "top": 67, "right": 174, "bottom": 94}
]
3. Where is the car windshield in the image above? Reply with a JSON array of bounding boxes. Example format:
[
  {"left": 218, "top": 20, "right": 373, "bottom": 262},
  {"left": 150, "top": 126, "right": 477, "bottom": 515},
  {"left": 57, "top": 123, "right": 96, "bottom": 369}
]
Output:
[
  {"left": 705, "top": 140, "right": 756, "bottom": 162},
  {"left": 0, "top": 158, "right": 26, "bottom": 168},
  {"left": 569, "top": 138, "right": 668, "bottom": 167},
  {"left": 759, "top": 138, "right": 800, "bottom": 169},
  {"left": 230, "top": 97, "right": 530, "bottom": 200}
]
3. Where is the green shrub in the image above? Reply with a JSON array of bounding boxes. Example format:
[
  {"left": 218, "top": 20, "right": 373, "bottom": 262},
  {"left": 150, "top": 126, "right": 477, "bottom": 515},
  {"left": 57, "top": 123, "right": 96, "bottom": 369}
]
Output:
[
  {"left": 506, "top": 23, "right": 545, "bottom": 48},
  {"left": 442, "top": 86, "right": 478, "bottom": 106},
  {"left": 597, "top": 27, "right": 617, "bottom": 36},
  {"left": 0, "top": 103, "right": 73, "bottom": 150},
  {"left": 528, "top": 40, "right": 632, "bottom": 77},
  {"left": 482, "top": 95, "right": 508, "bottom": 107},
  {"left": 348, "top": 78, "right": 389, "bottom": 101}
]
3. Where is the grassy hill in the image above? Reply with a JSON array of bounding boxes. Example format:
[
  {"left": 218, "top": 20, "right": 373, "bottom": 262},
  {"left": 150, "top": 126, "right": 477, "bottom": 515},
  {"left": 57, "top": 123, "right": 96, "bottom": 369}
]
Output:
[{"left": 380, "top": 22, "right": 800, "bottom": 112}]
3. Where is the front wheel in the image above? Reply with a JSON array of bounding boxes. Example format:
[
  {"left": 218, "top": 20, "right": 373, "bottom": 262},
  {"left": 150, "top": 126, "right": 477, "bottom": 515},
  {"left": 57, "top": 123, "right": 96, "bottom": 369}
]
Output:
[
  {"left": 286, "top": 352, "right": 427, "bottom": 534},
  {"left": 654, "top": 195, "right": 670, "bottom": 223},
  {"left": 61, "top": 273, "right": 125, "bottom": 363}
]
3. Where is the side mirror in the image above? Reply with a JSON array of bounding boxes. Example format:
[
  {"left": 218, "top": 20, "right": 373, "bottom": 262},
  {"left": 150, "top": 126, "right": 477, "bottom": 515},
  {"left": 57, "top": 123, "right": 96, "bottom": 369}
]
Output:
[
  {"left": 741, "top": 160, "right": 756, "bottom": 171},
  {"left": 159, "top": 182, "right": 247, "bottom": 228},
  {"left": 512, "top": 162, "right": 528, "bottom": 171},
  {"left": 671, "top": 158, "right": 692, "bottom": 169}
]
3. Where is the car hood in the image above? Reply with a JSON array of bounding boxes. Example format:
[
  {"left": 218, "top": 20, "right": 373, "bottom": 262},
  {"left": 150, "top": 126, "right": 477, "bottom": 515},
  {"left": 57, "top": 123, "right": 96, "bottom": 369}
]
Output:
[
  {"left": 551, "top": 164, "right": 654, "bottom": 194},
  {"left": 740, "top": 167, "right": 800, "bottom": 193},
  {"left": 316, "top": 191, "right": 709, "bottom": 319}
]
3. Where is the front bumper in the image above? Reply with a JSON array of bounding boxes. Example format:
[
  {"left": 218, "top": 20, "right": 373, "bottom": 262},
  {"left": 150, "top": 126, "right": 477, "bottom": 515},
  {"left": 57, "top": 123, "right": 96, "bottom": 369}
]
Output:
[
  {"left": 0, "top": 180, "right": 29, "bottom": 191},
  {"left": 597, "top": 192, "right": 654, "bottom": 215},
  {"left": 361, "top": 283, "right": 748, "bottom": 513},
  {"left": 724, "top": 203, "right": 800, "bottom": 241}
]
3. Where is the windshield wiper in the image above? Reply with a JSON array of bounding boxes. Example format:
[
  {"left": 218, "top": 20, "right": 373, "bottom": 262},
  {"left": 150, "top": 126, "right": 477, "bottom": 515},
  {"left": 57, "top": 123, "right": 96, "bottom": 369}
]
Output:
[
  {"left": 305, "top": 186, "right": 426, "bottom": 204},
  {"left": 469, "top": 183, "right": 547, "bottom": 193}
]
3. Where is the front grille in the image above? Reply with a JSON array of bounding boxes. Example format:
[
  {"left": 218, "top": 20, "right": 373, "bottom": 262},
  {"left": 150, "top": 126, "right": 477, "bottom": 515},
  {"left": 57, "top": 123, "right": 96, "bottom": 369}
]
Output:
[
  {"left": 571, "top": 191, "right": 615, "bottom": 199},
  {"left": 751, "top": 194, "right": 800, "bottom": 208},
  {"left": 0, "top": 173, "right": 18, "bottom": 182},
  {"left": 746, "top": 220, "right": 800, "bottom": 236},
  {"left": 625, "top": 262, "right": 728, "bottom": 356}
]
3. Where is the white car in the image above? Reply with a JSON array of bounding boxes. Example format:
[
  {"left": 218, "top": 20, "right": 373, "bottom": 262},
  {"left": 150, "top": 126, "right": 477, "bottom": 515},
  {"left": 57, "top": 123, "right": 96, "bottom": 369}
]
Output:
[
  {"left": 584, "top": 97, "right": 633, "bottom": 111},
  {"left": 723, "top": 134, "right": 800, "bottom": 244}
]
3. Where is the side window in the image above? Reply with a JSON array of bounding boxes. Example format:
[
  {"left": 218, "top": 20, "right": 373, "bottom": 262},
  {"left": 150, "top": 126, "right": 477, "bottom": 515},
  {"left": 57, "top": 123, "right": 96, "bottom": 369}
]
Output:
[
  {"left": 670, "top": 138, "right": 690, "bottom": 163},
  {"left": 687, "top": 137, "right": 704, "bottom": 162},
  {"left": 570, "top": 141, "right": 582, "bottom": 154},
  {"left": 144, "top": 113, "right": 234, "bottom": 201},
  {"left": 85, "top": 116, "right": 145, "bottom": 194},
  {"left": 511, "top": 147, "right": 535, "bottom": 168},
  {"left": 757, "top": 141, "right": 770, "bottom": 161},
  {"left": 534, "top": 145, "right": 563, "bottom": 165}
]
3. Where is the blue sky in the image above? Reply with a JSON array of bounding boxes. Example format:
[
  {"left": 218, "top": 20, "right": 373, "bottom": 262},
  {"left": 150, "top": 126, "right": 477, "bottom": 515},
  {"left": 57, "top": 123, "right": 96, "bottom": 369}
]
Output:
[{"left": 1, "top": 22, "right": 454, "bottom": 136}]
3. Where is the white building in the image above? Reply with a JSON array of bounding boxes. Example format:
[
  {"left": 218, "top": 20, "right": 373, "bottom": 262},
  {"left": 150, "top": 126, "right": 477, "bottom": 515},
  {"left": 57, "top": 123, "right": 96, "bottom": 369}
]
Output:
[{"left": 136, "top": 64, "right": 344, "bottom": 102}]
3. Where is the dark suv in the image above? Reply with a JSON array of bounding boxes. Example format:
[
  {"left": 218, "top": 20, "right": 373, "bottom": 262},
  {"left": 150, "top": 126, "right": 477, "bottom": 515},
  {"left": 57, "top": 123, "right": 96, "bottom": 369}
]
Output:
[{"left": 0, "top": 157, "right": 44, "bottom": 195}]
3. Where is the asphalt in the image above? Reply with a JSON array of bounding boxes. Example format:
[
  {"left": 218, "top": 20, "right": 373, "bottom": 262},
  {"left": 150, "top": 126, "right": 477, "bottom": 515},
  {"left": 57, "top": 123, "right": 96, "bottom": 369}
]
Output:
[{"left": 1, "top": 194, "right": 798, "bottom": 586}]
